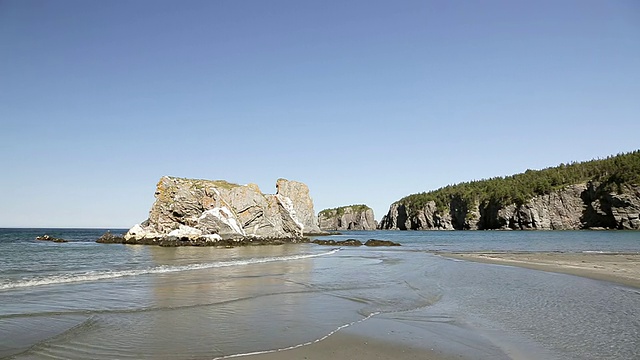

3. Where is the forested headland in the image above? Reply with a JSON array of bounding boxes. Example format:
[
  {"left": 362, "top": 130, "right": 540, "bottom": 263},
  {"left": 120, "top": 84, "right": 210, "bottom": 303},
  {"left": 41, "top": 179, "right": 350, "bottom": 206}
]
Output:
[
  {"left": 380, "top": 151, "right": 640, "bottom": 231},
  {"left": 402, "top": 151, "right": 640, "bottom": 212}
]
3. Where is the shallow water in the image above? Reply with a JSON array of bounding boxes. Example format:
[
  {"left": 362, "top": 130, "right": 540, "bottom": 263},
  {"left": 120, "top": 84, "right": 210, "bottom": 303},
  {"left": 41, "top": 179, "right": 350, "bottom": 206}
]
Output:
[{"left": 1, "top": 229, "right": 639, "bottom": 359}]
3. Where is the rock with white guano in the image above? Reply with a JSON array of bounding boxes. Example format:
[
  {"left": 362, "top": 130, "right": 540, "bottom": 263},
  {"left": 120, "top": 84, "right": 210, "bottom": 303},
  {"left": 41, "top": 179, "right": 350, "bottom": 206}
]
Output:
[{"left": 125, "top": 176, "right": 318, "bottom": 243}]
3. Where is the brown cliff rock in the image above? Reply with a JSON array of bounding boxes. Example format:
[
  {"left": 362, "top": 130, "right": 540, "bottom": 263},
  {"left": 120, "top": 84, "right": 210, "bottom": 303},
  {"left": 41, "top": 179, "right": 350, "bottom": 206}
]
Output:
[{"left": 121, "top": 176, "right": 322, "bottom": 245}]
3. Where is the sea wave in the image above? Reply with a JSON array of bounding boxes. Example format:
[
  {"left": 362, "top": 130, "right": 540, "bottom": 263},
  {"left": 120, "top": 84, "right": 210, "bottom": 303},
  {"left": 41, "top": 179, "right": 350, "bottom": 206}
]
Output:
[{"left": 0, "top": 248, "right": 340, "bottom": 291}]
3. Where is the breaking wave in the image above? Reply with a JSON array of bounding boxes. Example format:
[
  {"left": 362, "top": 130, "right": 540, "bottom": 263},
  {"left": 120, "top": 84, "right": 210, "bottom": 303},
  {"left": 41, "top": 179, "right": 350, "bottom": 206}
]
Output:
[{"left": 0, "top": 248, "right": 340, "bottom": 291}]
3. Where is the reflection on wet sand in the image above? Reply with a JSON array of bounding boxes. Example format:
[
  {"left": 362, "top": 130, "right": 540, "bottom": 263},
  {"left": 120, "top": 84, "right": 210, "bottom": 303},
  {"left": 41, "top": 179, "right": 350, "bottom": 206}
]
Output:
[{"left": 141, "top": 245, "right": 319, "bottom": 358}]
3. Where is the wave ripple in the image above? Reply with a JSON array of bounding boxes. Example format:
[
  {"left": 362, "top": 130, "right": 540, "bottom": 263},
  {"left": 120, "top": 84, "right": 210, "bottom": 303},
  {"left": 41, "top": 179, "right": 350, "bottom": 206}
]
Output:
[{"left": 0, "top": 248, "right": 340, "bottom": 291}]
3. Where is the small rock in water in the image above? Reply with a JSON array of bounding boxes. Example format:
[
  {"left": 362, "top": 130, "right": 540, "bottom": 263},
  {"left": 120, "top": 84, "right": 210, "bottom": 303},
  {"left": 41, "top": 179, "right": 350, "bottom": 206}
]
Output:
[
  {"left": 312, "top": 238, "right": 363, "bottom": 246},
  {"left": 96, "top": 231, "right": 125, "bottom": 244},
  {"left": 364, "top": 239, "right": 401, "bottom": 247},
  {"left": 36, "top": 234, "right": 68, "bottom": 243}
]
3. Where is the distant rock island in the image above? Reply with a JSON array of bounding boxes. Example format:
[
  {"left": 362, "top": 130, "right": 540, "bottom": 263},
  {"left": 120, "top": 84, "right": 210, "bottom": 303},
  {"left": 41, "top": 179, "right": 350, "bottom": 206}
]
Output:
[
  {"left": 110, "top": 176, "right": 323, "bottom": 246},
  {"left": 379, "top": 151, "right": 640, "bottom": 230},
  {"left": 318, "top": 205, "right": 376, "bottom": 230}
]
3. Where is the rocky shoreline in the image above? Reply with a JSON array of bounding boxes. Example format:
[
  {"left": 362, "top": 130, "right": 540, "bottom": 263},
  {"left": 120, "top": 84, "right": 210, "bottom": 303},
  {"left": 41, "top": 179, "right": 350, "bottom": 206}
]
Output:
[
  {"left": 97, "top": 231, "right": 400, "bottom": 248},
  {"left": 102, "top": 176, "right": 405, "bottom": 247},
  {"left": 379, "top": 182, "right": 640, "bottom": 231},
  {"left": 312, "top": 238, "right": 400, "bottom": 247},
  {"left": 97, "top": 232, "right": 309, "bottom": 247},
  {"left": 117, "top": 167, "right": 639, "bottom": 248}
]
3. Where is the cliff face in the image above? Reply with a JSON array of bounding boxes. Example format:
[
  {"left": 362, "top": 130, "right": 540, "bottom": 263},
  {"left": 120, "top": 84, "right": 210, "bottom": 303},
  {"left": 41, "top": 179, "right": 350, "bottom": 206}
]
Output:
[
  {"left": 275, "top": 179, "right": 323, "bottom": 234},
  {"left": 318, "top": 205, "right": 376, "bottom": 231},
  {"left": 125, "top": 176, "right": 321, "bottom": 242},
  {"left": 379, "top": 183, "right": 640, "bottom": 230}
]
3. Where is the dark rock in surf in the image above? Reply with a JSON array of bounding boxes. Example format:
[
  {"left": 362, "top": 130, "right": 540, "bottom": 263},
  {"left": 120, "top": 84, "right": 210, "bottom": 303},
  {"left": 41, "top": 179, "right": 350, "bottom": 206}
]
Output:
[
  {"left": 312, "top": 238, "right": 363, "bottom": 246},
  {"left": 100, "top": 232, "right": 310, "bottom": 248},
  {"left": 364, "top": 239, "right": 401, "bottom": 247},
  {"left": 96, "top": 231, "right": 125, "bottom": 244},
  {"left": 36, "top": 234, "right": 68, "bottom": 243}
]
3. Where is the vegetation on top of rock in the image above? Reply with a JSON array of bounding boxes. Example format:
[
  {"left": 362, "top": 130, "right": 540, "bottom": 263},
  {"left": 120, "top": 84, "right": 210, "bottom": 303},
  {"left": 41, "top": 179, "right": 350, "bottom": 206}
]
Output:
[
  {"left": 399, "top": 150, "right": 640, "bottom": 213},
  {"left": 205, "top": 180, "right": 240, "bottom": 190},
  {"left": 191, "top": 178, "right": 241, "bottom": 190},
  {"left": 154, "top": 177, "right": 242, "bottom": 201},
  {"left": 318, "top": 204, "right": 372, "bottom": 217}
]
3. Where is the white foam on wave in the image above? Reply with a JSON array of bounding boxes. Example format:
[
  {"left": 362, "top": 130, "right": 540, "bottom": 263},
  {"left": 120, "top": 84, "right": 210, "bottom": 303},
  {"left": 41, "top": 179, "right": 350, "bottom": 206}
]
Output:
[
  {"left": 0, "top": 248, "right": 340, "bottom": 291},
  {"left": 211, "top": 311, "right": 381, "bottom": 360}
]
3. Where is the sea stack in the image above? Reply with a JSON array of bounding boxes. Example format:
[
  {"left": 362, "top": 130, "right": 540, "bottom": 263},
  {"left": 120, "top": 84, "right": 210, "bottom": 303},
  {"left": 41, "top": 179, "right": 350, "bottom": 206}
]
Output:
[
  {"left": 120, "top": 176, "right": 322, "bottom": 246},
  {"left": 318, "top": 205, "right": 377, "bottom": 231}
]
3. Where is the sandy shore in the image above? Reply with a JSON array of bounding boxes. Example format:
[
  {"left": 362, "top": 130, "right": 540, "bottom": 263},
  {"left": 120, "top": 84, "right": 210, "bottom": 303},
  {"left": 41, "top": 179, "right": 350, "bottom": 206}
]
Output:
[
  {"left": 440, "top": 252, "right": 640, "bottom": 289},
  {"left": 241, "top": 332, "right": 461, "bottom": 360},
  {"left": 238, "top": 251, "right": 640, "bottom": 360},
  {"left": 241, "top": 307, "right": 504, "bottom": 360}
]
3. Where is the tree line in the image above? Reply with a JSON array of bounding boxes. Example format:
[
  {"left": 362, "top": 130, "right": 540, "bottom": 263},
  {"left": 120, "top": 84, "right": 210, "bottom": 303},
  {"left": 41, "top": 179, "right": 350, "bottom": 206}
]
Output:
[
  {"left": 319, "top": 204, "right": 371, "bottom": 217},
  {"left": 400, "top": 150, "right": 640, "bottom": 211}
]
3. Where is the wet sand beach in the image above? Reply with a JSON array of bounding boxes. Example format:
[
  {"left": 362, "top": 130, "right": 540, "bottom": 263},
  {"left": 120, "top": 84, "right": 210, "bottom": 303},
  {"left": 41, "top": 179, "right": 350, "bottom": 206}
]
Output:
[
  {"left": 245, "top": 251, "right": 640, "bottom": 360},
  {"left": 440, "top": 252, "right": 640, "bottom": 289},
  {"left": 242, "top": 332, "right": 460, "bottom": 360}
]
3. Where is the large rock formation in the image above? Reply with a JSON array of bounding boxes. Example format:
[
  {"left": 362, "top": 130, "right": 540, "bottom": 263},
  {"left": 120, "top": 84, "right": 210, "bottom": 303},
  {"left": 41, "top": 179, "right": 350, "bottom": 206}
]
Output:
[
  {"left": 275, "top": 179, "right": 323, "bottom": 234},
  {"left": 121, "top": 176, "right": 322, "bottom": 245},
  {"left": 318, "top": 205, "right": 377, "bottom": 230},
  {"left": 379, "top": 183, "right": 640, "bottom": 230}
]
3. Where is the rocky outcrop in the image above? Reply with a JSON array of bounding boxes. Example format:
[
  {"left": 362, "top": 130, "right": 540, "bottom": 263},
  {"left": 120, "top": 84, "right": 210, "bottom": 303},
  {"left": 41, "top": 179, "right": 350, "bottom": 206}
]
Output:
[
  {"left": 276, "top": 179, "right": 323, "bottom": 234},
  {"left": 96, "top": 231, "right": 125, "bottom": 243},
  {"left": 491, "top": 184, "right": 586, "bottom": 230},
  {"left": 119, "top": 176, "right": 322, "bottom": 246},
  {"left": 364, "top": 239, "right": 401, "bottom": 246},
  {"left": 312, "top": 239, "right": 363, "bottom": 246},
  {"left": 36, "top": 235, "right": 68, "bottom": 243},
  {"left": 380, "top": 202, "right": 457, "bottom": 230},
  {"left": 311, "top": 238, "right": 401, "bottom": 246},
  {"left": 318, "top": 205, "right": 376, "bottom": 230},
  {"left": 379, "top": 183, "right": 640, "bottom": 230}
]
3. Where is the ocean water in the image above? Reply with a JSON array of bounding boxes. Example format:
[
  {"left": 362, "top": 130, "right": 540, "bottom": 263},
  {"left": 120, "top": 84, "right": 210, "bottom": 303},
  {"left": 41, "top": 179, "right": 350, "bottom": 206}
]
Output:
[{"left": 1, "top": 228, "right": 639, "bottom": 359}]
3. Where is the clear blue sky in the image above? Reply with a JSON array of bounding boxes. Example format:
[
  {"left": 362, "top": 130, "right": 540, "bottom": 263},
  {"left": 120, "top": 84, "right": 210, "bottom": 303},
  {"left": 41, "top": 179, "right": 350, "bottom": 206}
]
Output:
[{"left": 1, "top": 0, "right": 639, "bottom": 228}]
